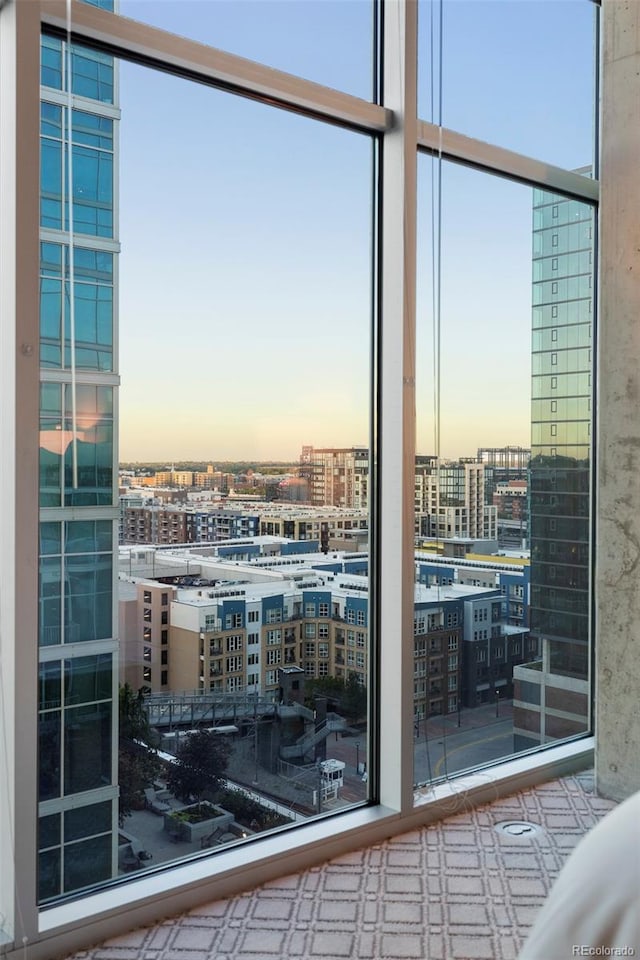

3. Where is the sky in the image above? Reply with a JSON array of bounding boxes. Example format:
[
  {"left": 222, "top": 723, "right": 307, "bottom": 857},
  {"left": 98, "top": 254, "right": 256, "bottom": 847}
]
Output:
[{"left": 109, "top": 0, "right": 596, "bottom": 462}]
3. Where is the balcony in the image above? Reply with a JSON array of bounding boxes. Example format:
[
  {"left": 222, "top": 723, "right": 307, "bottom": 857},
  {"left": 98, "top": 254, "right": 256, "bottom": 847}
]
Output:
[{"left": 65, "top": 771, "right": 615, "bottom": 960}]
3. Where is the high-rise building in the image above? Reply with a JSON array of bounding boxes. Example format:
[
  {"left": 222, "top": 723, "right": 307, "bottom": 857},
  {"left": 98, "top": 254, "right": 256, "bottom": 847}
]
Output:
[
  {"left": 38, "top": 11, "right": 119, "bottom": 901},
  {"left": 414, "top": 456, "right": 498, "bottom": 541},
  {"left": 513, "top": 183, "right": 594, "bottom": 749},
  {"left": 306, "top": 446, "right": 369, "bottom": 508}
]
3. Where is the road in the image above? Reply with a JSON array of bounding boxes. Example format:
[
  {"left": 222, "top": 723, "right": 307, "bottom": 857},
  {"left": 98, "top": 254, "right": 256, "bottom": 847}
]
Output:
[
  {"left": 324, "top": 701, "right": 517, "bottom": 797},
  {"left": 413, "top": 716, "right": 514, "bottom": 784}
]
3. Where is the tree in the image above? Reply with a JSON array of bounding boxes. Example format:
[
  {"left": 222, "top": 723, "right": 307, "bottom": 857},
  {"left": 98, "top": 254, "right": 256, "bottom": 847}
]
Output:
[
  {"left": 304, "top": 674, "right": 367, "bottom": 722},
  {"left": 344, "top": 672, "right": 367, "bottom": 721},
  {"left": 167, "top": 730, "right": 231, "bottom": 803},
  {"left": 118, "top": 683, "right": 161, "bottom": 826},
  {"left": 119, "top": 683, "right": 156, "bottom": 742}
]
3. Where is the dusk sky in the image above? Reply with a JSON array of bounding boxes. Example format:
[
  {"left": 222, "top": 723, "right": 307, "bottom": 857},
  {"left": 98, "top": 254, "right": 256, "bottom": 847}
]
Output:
[{"left": 110, "top": 0, "right": 595, "bottom": 462}]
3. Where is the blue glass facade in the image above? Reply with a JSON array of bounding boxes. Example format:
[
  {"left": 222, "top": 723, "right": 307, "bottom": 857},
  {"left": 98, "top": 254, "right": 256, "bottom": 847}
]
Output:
[
  {"left": 530, "top": 189, "right": 593, "bottom": 678},
  {"left": 38, "top": 15, "right": 118, "bottom": 902}
]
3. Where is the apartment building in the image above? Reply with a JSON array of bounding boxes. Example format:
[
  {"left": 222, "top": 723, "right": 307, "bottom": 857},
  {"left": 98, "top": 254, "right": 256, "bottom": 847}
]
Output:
[
  {"left": 120, "top": 501, "right": 367, "bottom": 548},
  {"left": 414, "top": 457, "right": 498, "bottom": 540},
  {"left": 306, "top": 446, "right": 370, "bottom": 508},
  {"left": 122, "top": 570, "right": 473, "bottom": 724},
  {"left": 513, "top": 183, "right": 594, "bottom": 750},
  {"left": 460, "top": 592, "right": 533, "bottom": 709},
  {"left": 119, "top": 579, "right": 175, "bottom": 694},
  {"left": 415, "top": 554, "right": 530, "bottom": 629}
]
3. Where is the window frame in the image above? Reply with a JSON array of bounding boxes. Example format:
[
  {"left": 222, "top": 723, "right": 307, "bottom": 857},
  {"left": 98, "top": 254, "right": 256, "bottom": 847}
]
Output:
[{"left": 0, "top": 0, "right": 599, "bottom": 955}]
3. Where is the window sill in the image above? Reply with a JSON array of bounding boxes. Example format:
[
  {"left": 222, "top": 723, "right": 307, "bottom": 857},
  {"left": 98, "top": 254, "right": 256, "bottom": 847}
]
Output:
[{"left": 33, "top": 737, "right": 594, "bottom": 960}]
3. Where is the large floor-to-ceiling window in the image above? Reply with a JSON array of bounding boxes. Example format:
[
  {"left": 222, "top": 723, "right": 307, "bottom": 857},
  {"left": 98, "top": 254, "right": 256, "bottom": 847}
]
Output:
[{"left": 0, "top": 1, "right": 601, "bottom": 956}]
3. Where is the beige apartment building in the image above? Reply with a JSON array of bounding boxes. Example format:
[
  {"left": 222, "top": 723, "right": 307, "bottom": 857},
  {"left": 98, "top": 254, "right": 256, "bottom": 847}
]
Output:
[{"left": 119, "top": 570, "right": 465, "bottom": 723}]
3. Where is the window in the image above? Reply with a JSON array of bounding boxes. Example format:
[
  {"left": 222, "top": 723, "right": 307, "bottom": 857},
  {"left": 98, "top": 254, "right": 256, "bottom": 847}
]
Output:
[
  {"left": 1, "top": 0, "right": 601, "bottom": 948},
  {"left": 318, "top": 602, "right": 329, "bottom": 617},
  {"left": 266, "top": 629, "right": 281, "bottom": 645},
  {"left": 304, "top": 623, "right": 316, "bottom": 639},
  {"left": 248, "top": 610, "right": 259, "bottom": 622},
  {"left": 143, "top": 590, "right": 151, "bottom": 604}
]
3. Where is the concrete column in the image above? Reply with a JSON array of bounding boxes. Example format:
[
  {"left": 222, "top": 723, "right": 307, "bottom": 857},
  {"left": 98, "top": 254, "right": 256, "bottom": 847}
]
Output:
[{"left": 596, "top": 0, "right": 640, "bottom": 801}]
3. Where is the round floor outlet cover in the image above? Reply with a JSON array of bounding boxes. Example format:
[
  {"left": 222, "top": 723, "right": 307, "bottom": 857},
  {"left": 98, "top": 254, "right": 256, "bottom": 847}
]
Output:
[{"left": 494, "top": 820, "right": 544, "bottom": 839}]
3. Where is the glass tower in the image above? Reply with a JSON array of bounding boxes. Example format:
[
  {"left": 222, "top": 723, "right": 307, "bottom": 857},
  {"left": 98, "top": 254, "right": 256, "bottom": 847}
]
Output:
[
  {"left": 38, "top": 9, "right": 119, "bottom": 901},
  {"left": 514, "top": 184, "right": 594, "bottom": 748}
]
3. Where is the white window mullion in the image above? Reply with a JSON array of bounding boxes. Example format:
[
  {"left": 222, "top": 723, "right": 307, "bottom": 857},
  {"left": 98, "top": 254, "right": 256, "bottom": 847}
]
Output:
[{"left": 378, "top": 0, "right": 418, "bottom": 814}]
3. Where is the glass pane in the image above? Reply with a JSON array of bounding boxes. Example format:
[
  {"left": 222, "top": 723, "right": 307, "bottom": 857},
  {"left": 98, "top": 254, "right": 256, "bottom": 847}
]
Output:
[
  {"left": 38, "top": 36, "right": 373, "bottom": 903},
  {"left": 64, "top": 703, "right": 112, "bottom": 793},
  {"left": 414, "top": 157, "right": 594, "bottom": 796},
  {"left": 117, "top": 0, "right": 374, "bottom": 101},
  {"left": 418, "top": 0, "right": 597, "bottom": 170}
]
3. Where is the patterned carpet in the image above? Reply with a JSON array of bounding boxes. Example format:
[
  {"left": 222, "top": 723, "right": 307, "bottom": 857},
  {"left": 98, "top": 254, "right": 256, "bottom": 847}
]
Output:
[{"left": 68, "top": 772, "right": 616, "bottom": 960}]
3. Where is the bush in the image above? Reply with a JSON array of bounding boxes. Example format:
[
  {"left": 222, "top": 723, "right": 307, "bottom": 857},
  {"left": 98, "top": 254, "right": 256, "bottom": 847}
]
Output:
[{"left": 216, "top": 788, "right": 291, "bottom": 830}]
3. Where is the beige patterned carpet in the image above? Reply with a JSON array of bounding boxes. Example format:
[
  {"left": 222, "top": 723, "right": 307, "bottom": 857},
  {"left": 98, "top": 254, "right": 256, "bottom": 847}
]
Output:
[{"left": 67, "top": 771, "right": 616, "bottom": 960}]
